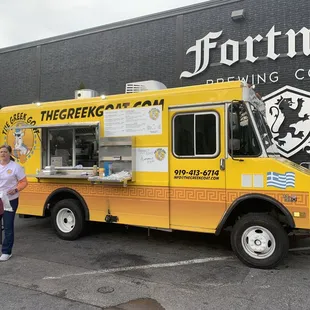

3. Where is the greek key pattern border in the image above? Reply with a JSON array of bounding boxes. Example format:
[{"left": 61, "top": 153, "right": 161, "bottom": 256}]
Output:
[
  {"left": 226, "top": 190, "right": 308, "bottom": 206},
  {"left": 23, "top": 183, "right": 308, "bottom": 206}
]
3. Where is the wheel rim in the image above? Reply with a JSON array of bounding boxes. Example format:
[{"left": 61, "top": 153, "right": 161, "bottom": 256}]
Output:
[
  {"left": 56, "top": 208, "right": 76, "bottom": 233},
  {"left": 241, "top": 225, "right": 276, "bottom": 260}
]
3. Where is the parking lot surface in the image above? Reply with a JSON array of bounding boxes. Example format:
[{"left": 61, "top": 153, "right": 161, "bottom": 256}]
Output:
[{"left": 1, "top": 216, "right": 310, "bottom": 310}]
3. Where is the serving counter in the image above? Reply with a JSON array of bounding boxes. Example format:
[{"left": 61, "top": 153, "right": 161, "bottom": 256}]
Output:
[{"left": 27, "top": 170, "right": 132, "bottom": 187}]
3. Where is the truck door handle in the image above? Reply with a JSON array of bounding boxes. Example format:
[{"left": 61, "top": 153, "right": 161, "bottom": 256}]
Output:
[{"left": 220, "top": 158, "right": 225, "bottom": 171}]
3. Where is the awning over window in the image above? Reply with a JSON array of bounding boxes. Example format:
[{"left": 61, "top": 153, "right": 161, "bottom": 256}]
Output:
[{"left": 6, "top": 121, "right": 99, "bottom": 131}]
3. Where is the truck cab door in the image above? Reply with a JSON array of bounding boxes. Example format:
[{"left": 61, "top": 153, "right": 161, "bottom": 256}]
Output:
[
  {"left": 225, "top": 101, "right": 265, "bottom": 193},
  {"left": 169, "top": 104, "right": 226, "bottom": 232}
]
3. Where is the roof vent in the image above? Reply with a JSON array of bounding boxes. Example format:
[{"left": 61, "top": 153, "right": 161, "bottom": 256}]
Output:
[
  {"left": 75, "top": 89, "right": 98, "bottom": 99},
  {"left": 125, "top": 80, "right": 167, "bottom": 93}
]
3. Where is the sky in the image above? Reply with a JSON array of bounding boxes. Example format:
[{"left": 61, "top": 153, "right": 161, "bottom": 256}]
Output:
[{"left": 0, "top": 0, "right": 208, "bottom": 49}]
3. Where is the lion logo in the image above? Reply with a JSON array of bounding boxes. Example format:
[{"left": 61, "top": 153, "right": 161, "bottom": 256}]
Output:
[
  {"left": 154, "top": 148, "right": 166, "bottom": 161},
  {"left": 264, "top": 86, "right": 310, "bottom": 158}
]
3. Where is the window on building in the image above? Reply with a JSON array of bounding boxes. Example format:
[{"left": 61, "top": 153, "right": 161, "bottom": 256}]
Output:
[
  {"left": 227, "top": 103, "right": 261, "bottom": 157},
  {"left": 173, "top": 112, "right": 219, "bottom": 157},
  {"left": 42, "top": 126, "right": 98, "bottom": 168}
]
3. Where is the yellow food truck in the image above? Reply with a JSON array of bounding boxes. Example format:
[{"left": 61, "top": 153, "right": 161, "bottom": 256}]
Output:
[{"left": 1, "top": 80, "right": 309, "bottom": 269}]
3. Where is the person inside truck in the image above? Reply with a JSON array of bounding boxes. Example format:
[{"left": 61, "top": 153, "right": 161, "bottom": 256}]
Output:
[{"left": 54, "top": 136, "right": 71, "bottom": 166}]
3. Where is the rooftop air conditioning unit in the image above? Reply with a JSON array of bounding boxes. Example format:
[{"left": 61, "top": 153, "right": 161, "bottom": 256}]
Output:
[
  {"left": 75, "top": 89, "right": 98, "bottom": 99},
  {"left": 125, "top": 80, "right": 167, "bottom": 93}
]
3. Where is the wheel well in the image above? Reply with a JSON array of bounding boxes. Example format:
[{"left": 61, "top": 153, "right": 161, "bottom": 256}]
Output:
[
  {"left": 43, "top": 188, "right": 89, "bottom": 220},
  {"left": 216, "top": 196, "right": 295, "bottom": 235}
]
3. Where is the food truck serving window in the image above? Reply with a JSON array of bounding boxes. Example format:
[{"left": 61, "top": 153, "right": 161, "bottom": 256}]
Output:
[{"left": 42, "top": 125, "right": 98, "bottom": 168}]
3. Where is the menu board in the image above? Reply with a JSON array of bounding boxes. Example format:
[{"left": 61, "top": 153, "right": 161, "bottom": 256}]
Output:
[
  {"left": 104, "top": 106, "right": 162, "bottom": 137},
  {"left": 135, "top": 147, "right": 168, "bottom": 172}
]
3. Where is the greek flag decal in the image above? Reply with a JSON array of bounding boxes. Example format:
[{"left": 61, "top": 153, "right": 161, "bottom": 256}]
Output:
[{"left": 266, "top": 172, "right": 295, "bottom": 189}]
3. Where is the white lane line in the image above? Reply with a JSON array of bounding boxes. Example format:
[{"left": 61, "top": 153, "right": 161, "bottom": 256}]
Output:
[
  {"left": 43, "top": 256, "right": 233, "bottom": 280},
  {"left": 289, "top": 246, "right": 310, "bottom": 251}
]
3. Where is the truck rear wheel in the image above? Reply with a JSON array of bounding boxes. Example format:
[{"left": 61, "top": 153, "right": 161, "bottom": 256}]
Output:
[
  {"left": 230, "top": 213, "right": 289, "bottom": 269},
  {"left": 51, "top": 199, "right": 85, "bottom": 240}
]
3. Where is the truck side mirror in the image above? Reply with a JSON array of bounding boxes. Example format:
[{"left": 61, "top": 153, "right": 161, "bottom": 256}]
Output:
[
  {"left": 231, "top": 113, "right": 240, "bottom": 134},
  {"left": 229, "top": 101, "right": 244, "bottom": 162}
]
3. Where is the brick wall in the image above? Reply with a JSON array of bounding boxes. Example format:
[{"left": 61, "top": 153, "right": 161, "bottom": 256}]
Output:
[{"left": 0, "top": 0, "right": 309, "bottom": 164}]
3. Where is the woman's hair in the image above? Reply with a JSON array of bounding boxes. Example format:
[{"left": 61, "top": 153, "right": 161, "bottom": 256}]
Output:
[
  {"left": 0, "top": 144, "right": 12, "bottom": 153},
  {"left": 0, "top": 144, "right": 15, "bottom": 161}
]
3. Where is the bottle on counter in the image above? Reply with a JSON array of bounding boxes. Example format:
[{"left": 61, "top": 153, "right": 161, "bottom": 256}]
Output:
[
  {"left": 99, "top": 167, "right": 105, "bottom": 177},
  {"left": 104, "top": 162, "right": 112, "bottom": 176},
  {"left": 92, "top": 165, "right": 98, "bottom": 176}
]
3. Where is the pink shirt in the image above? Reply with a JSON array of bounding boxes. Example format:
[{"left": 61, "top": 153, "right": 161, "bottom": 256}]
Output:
[{"left": 0, "top": 160, "right": 26, "bottom": 201}]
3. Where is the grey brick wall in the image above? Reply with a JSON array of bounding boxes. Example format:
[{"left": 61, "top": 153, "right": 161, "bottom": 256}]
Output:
[
  {"left": 0, "top": 47, "right": 38, "bottom": 106},
  {"left": 181, "top": 0, "right": 310, "bottom": 96},
  {"left": 39, "top": 18, "right": 178, "bottom": 102},
  {"left": 0, "top": 0, "right": 309, "bottom": 164}
]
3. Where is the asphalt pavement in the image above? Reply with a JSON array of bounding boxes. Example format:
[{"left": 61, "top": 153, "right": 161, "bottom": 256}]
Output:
[{"left": 1, "top": 216, "right": 310, "bottom": 309}]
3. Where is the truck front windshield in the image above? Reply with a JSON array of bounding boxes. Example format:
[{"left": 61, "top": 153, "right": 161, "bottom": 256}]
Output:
[{"left": 249, "top": 103, "right": 279, "bottom": 157}]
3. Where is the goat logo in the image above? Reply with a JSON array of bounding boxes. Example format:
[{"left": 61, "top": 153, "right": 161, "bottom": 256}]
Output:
[
  {"left": 4, "top": 121, "right": 37, "bottom": 164},
  {"left": 154, "top": 148, "right": 166, "bottom": 161},
  {"left": 264, "top": 86, "right": 310, "bottom": 157},
  {"left": 13, "top": 128, "right": 30, "bottom": 157}
]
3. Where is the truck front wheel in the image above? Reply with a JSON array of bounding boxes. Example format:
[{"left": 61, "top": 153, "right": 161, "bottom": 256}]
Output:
[
  {"left": 231, "top": 213, "right": 289, "bottom": 269},
  {"left": 51, "top": 199, "right": 85, "bottom": 240}
]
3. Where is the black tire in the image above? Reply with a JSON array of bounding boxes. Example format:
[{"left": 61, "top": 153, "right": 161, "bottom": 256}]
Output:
[
  {"left": 51, "top": 199, "right": 85, "bottom": 240},
  {"left": 230, "top": 213, "right": 289, "bottom": 269}
]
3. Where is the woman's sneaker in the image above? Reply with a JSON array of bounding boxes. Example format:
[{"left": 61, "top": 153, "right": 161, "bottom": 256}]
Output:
[{"left": 0, "top": 254, "right": 12, "bottom": 261}]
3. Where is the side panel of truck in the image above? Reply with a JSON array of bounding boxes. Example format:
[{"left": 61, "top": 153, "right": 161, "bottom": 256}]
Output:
[{"left": 168, "top": 104, "right": 226, "bottom": 233}]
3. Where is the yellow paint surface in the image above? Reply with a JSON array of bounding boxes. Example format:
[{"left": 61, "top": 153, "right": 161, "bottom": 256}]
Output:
[{"left": 0, "top": 81, "right": 309, "bottom": 232}]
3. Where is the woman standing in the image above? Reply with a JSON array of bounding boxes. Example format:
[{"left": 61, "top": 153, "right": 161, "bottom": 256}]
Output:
[{"left": 0, "top": 145, "right": 28, "bottom": 262}]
